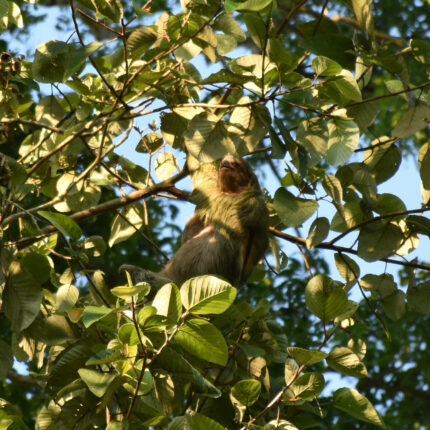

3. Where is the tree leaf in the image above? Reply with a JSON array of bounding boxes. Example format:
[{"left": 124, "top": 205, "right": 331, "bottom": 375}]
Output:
[
  {"left": 287, "top": 346, "right": 328, "bottom": 365},
  {"left": 291, "top": 372, "right": 325, "bottom": 400},
  {"left": 312, "top": 56, "right": 342, "bottom": 76},
  {"left": 296, "top": 117, "right": 329, "bottom": 167},
  {"left": 38, "top": 210, "right": 82, "bottom": 240},
  {"left": 274, "top": 188, "right": 319, "bottom": 228},
  {"left": 231, "top": 379, "right": 261, "bottom": 406},
  {"left": 82, "top": 305, "right": 112, "bottom": 328},
  {"left": 244, "top": 13, "right": 266, "bottom": 49},
  {"left": 333, "top": 388, "right": 386, "bottom": 428},
  {"left": 78, "top": 368, "right": 117, "bottom": 397},
  {"left": 175, "top": 319, "right": 228, "bottom": 366},
  {"left": 152, "top": 283, "right": 182, "bottom": 323},
  {"left": 0, "top": 339, "right": 13, "bottom": 380},
  {"left": 357, "top": 220, "right": 404, "bottom": 262},
  {"left": 418, "top": 142, "right": 430, "bottom": 190},
  {"left": 56, "top": 284, "right": 79, "bottom": 312},
  {"left": 381, "top": 290, "right": 406, "bottom": 320},
  {"left": 306, "top": 217, "right": 330, "bottom": 248},
  {"left": 3, "top": 261, "right": 43, "bottom": 332},
  {"left": 155, "top": 152, "right": 179, "bottom": 181},
  {"left": 305, "top": 274, "right": 348, "bottom": 321},
  {"left": 21, "top": 252, "right": 51, "bottom": 284},
  {"left": 392, "top": 103, "right": 430, "bottom": 138},
  {"left": 327, "top": 347, "right": 367, "bottom": 378},
  {"left": 111, "top": 282, "right": 151, "bottom": 301},
  {"left": 180, "top": 276, "right": 236, "bottom": 315},
  {"left": 108, "top": 203, "right": 145, "bottom": 247},
  {"left": 334, "top": 253, "right": 360, "bottom": 290},
  {"left": 32, "top": 41, "right": 70, "bottom": 83},
  {"left": 352, "top": 0, "right": 375, "bottom": 36},
  {"left": 326, "top": 118, "right": 360, "bottom": 166},
  {"left": 168, "top": 413, "right": 225, "bottom": 430},
  {"left": 407, "top": 281, "right": 430, "bottom": 314}
]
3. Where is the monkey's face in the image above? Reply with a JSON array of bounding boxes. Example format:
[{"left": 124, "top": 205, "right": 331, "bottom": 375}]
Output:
[{"left": 218, "top": 155, "right": 252, "bottom": 194}]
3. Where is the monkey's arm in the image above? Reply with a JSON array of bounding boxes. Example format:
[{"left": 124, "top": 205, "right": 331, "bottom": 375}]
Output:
[{"left": 119, "top": 264, "right": 172, "bottom": 288}]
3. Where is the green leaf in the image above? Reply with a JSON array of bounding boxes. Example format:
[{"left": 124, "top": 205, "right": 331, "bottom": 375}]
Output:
[
  {"left": 38, "top": 211, "right": 82, "bottom": 240},
  {"left": 0, "top": 339, "right": 13, "bottom": 380},
  {"left": 3, "top": 261, "right": 43, "bottom": 332},
  {"left": 334, "top": 253, "right": 360, "bottom": 290},
  {"left": 407, "top": 281, "right": 430, "bottom": 314},
  {"left": 322, "top": 174, "right": 344, "bottom": 206},
  {"left": 0, "top": 0, "right": 9, "bottom": 19},
  {"left": 352, "top": 0, "right": 375, "bottom": 36},
  {"left": 152, "top": 283, "right": 182, "bottom": 323},
  {"left": 92, "top": 0, "right": 123, "bottom": 22},
  {"left": 231, "top": 379, "right": 261, "bottom": 406},
  {"left": 411, "top": 39, "right": 430, "bottom": 64},
  {"left": 392, "top": 103, "right": 430, "bottom": 138},
  {"left": 82, "top": 305, "right": 112, "bottom": 328},
  {"left": 108, "top": 203, "right": 145, "bottom": 247},
  {"left": 118, "top": 323, "right": 140, "bottom": 346},
  {"left": 333, "top": 388, "right": 386, "bottom": 428},
  {"left": 291, "top": 372, "right": 325, "bottom": 400},
  {"left": 32, "top": 41, "right": 70, "bottom": 83},
  {"left": 127, "top": 26, "right": 157, "bottom": 53},
  {"left": 56, "top": 284, "right": 79, "bottom": 312},
  {"left": 269, "top": 125, "right": 287, "bottom": 159},
  {"left": 312, "top": 56, "right": 342, "bottom": 76},
  {"left": 305, "top": 274, "right": 348, "bottom": 321},
  {"left": 66, "top": 41, "right": 102, "bottom": 77},
  {"left": 21, "top": 252, "right": 51, "bottom": 284},
  {"left": 168, "top": 413, "right": 225, "bottom": 430},
  {"left": 363, "top": 138, "right": 401, "bottom": 184},
  {"left": 227, "top": 0, "right": 272, "bottom": 12},
  {"left": 244, "top": 13, "right": 266, "bottom": 49},
  {"left": 287, "top": 346, "right": 328, "bottom": 365},
  {"left": 296, "top": 117, "right": 329, "bottom": 167},
  {"left": 381, "top": 290, "right": 406, "bottom": 320},
  {"left": 213, "top": 13, "right": 246, "bottom": 42},
  {"left": 180, "top": 276, "right": 236, "bottom": 315},
  {"left": 306, "top": 217, "right": 329, "bottom": 248},
  {"left": 418, "top": 142, "right": 430, "bottom": 190},
  {"left": 357, "top": 220, "right": 404, "bottom": 262},
  {"left": 111, "top": 282, "right": 150, "bottom": 301},
  {"left": 361, "top": 273, "right": 397, "bottom": 297},
  {"left": 327, "top": 347, "right": 367, "bottom": 377},
  {"left": 406, "top": 215, "right": 430, "bottom": 237},
  {"left": 274, "top": 188, "right": 319, "bottom": 228},
  {"left": 175, "top": 319, "right": 228, "bottom": 366},
  {"left": 326, "top": 118, "right": 360, "bottom": 166},
  {"left": 155, "top": 152, "right": 178, "bottom": 181},
  {"left": 267, "top": 38, "right": 298, "bottom": 70},
  {"left": 184, "top": 112, "right": 237, "bottom": 163},
  {"left": 284, "top": 358, "right": 299, "bottom": 384},
  {"left": 78, "top": 368, "right": 117, "bottom": 397}
]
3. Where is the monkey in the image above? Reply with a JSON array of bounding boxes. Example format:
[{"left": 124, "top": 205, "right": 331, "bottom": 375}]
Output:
[{"left": 120, "top": 155, "right": 269, "bottom": 288}]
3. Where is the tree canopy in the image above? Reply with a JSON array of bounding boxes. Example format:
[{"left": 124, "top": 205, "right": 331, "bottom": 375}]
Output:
[{"left": 0, "top": 0, "right": 430, "bottom": 428}]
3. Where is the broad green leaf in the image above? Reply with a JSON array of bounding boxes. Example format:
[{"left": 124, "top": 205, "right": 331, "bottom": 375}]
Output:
[
  {"left": 124, "top": 366, "right": 153, "bottom": 396},
  {"left": 180, "top": 276, "right": 236, "bottom": 315},
  {"left": 168, "top": 413, "right": 225, "bottom": 430},
  {"left": 269, "top": 125, "right": 287, "bottom": 159},
  {"left": 136, "top": 132, "right": 164, "bottom": 152},
  {"left": 267, "top": 38, "right": 298, "bottom": 70},
  {"left": 363, "top": 138, "right": 401, "bottom": 184},
  {"left": 333, "top": 388, "right": 386, "bottom": 428},
  {"left": 296, "top": 117, "right": 328, "bottom": 167},
  {"left": 127, "top": 26, "right": 157, "bottom": 53},
  {"left": 216, "top": 34, "right": 238, "bottom": 55},
  {"left": 66, "top": 41, "right": 102, "bottom": 77},
  {"left": 306, "top": 217, "right": 330, "bottom": 248},
  {"left": 86, "top": 349, "right": 123, "bottom": 366},
  {"left": 3, "top": 261, "right": 43, "bottom": 332},
  {"left": 111, "top": 282, "right": 150, "bottom": 301},
  {"left": 152, "top": 283, "right": 182, "bottom": 323},
  {"left": 284, "top": 358, "right": 299, "bottom": 384},
  {"left": 264, "top": 420, "right": 299, "bottom": 430},
  {"left": 352, "top": 0, "right": 375, "bottom": 36},
  {"left": 108, "top": 203, "right": 145, "bottom": 247},
  {"left": 33, "top": 41, "right": 70, "bottom": 83},
  {"left": 175, "top": 319, "right": 228, "bottom": 366},
  {"left": 357, "top": 220, "right": 404, "bottom": 262},
  {"left": 348, "top": 338, "right": 367, "bottom": 360},
  {"left": 407, "top": 281, "right": 430, "bottom": 314},
  {"left": 92, "top": 0, "right": 123, "bottom": 22},
  {"left": 411, "top": 39, "right": 430, "bottom": 64},
  {"left": 21, "top": 252, "right": 51, "bottom": 284},
  {"left": 327, "top": 347, "right": 367, "bottom": 377},
  {"left": 0, "top": 339, "right": 13, "bottom": 380},
  {"left": 213, "top": 13, "right": 246, "bottom": 42},
  {"left": 227, "top": 0, "right": 272, "bottom": 12},
  {"left": 244, "top": 13, "right": 265, "bottom": 49},
  {"left": 231, "top": 379, "right": 261, "bottom": 406},
  {"left": 361, "top": 273, "right": 397, "bottom": 297},
  {"left": 406, "top": 215, "right": 430, "bottom": 237},
  {"left": 305, "top": 274, "right": 348, "bottom": 321},
  {"left": 376, "top": 193, "right": 406, "bottom": 215},
  {"left": 118, "top": 323, "right": 141, "bottom": 346},
  {"left": 392, "top": 103, "right": 430, "bottom": 138},
  {"left": 274, "top": 188, "right": 319, "bottom": 228},
  {"left": 83, "top": 235, "right": 107, "bottom": 257},
  {"left": 155, "top": 152, "right": 179, "bottom": 181},
  {"left": 38, "top": 211, "right": 82, "bottom": 240},
  {"left": 418, "top": 142, "right": 430, "bottom": 190},
  {"left": 322, "top": 174, "right": 343, "bottom": 206},
  {"left": 184, "top": 112, "right": 236, "bottom": 162},
  {"left": 347, "top": 99, "right": 378, "bottom": 132},
  {"left": 82, "top": 305, "right": 112, "bottom": 328},
  {"left": 78, "top": 368, "right": 117, "bottom": 397},
  {"left": 319, "top": 70, "right": 362, "bottom": 104},
  {"left": 312, "top": 56, "right": 342, "bottom": 76},
  {"left": 56, "top": 284, "right": 79, "bottom": 312},
  {"left": 0, "top": 0, "right": 9, "bottom": 19},
  {"left": 382, "top": 290, "right": 406, "bottom": 320},
  {"left": 291, "top": 372, "right": 325, "bottom": 400},
  {"left": 326, "top": 119, "right": 360, "bottom": 166},
  {"left": 334, "top": 253, "right": 360, "bottom": 290},
  {"left": 287, "top": 346, "right": 328, "bottom": 365}
]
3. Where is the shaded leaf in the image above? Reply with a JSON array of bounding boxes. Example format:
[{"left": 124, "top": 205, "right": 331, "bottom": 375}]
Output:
[
  {"left": 292, "top": 372, "right": 325, "bottom": 400},
  {"left": 38, "top": 211, "right": 82, "bottom": 240},
  {"left": 327, "top": 347, "right": 367, "bottom": 378},
  {"left": 287, "top": 346, "right": 328, "bottom": 365},
  {"left": 231, "top": 379, "right": 261, "bottom": 406}
]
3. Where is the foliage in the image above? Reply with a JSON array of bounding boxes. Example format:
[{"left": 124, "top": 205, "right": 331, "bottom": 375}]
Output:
[{"left": 0, "top": 0, "right": 429, "bottom": 428}]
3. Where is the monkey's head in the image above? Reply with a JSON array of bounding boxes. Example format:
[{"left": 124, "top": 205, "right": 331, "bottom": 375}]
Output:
[{"left": 218, "top": 155, "right": 258, "bottom": 194}]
